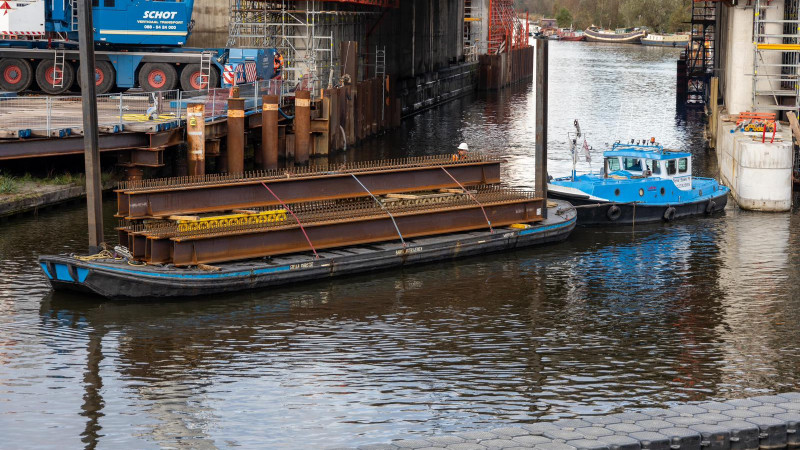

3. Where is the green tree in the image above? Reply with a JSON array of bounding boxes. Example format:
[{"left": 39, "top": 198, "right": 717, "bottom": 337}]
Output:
[{"left": 555, "top": 7, "right": 573, "bottom": 28}]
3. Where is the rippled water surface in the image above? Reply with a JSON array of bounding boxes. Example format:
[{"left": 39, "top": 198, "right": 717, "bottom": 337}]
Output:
[{"left": 2, "top": 42, "right": 799, "bottom": 448}]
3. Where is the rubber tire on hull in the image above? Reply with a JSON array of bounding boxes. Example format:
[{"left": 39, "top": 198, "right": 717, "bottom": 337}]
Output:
[
  {"left": 180, "top": 64, "right": 219, "bottom": 91},
  {"left": 0, "top": 58, "right": 33, "bottom": 92},
  {"left": 607, "top": 205, "right": 622, "bottom": 221},
  {"left": 705, "top": 200, "right": 716, "bottom": 214},
  {"left": 35, "top": 60, "right": 75, "bottom": 95},
  {"left": 663, "top": 206, "right": 676, "bottom": 222},
  {"left": 76, "top": 61, "right": 116, "bottom": 94},
  {"left": 139, "top": 62, "right": 177, "bottom": 92}
]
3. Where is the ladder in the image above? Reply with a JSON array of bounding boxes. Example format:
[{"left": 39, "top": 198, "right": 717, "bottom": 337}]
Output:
[
  {"left": 686, "top": 0, "right": 717, "bottom": 105},
  {"left": 752, "top": 0, "right": 800, "bottom": 114},
  {"left": 52, "top": 50, "right": 65, "bottom": 88},
  {"left": 375, "top": 46, "right": 386, "bottom": 79},
  {"left": 70, "top": 0, "right": 79, "bottom": 32},
  {"left": 200, "top": 51, "right": 213, "bottom": 90},
  {"left": 376, "top": 46, "right": 386, "bottom": 121}
]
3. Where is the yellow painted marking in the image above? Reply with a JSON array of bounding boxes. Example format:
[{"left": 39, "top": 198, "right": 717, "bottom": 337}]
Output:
[
  {"left": 228, "top": 109, "right": 245, "bottom": 118},
  {"left": 177, "top": 210, "right": 287, "bottom": 232},
  {"left": 757, "top": 43, "right": 800, "bottom": 51}
]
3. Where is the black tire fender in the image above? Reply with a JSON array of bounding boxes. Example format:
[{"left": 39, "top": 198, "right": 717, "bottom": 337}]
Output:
[
  {"left": 663, "top": 206, "right": 676, "bottom": 222},
  {"left": 607, "top": 204, "right": 622, "bottom": 221},
  {"left": 705, "top": 200, "right": 716, "bottom": 214}
]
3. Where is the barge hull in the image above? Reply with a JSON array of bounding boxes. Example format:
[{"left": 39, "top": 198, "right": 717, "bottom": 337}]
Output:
[
  {"left": 40, "top": 201, "right": 576, "bottom": 300},
  {"left": 548, "top": 192, "right": 727, "bottom": 226}
]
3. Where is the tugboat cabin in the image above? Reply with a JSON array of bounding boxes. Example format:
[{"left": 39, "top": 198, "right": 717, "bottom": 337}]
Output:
[{"left": 604, "top": 143, "right": 693, "bottom": 191}]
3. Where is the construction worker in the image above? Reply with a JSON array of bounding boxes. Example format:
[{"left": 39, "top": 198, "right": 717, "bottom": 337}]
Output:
[
  {"left": 272, "top": 52, "right": 284, "bottom": 79},
  {"left": 453, "top": 142, "right": 469, "bottom": 161}
]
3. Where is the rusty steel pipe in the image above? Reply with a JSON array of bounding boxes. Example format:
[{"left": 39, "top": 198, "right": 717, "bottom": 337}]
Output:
[
  {"left": 186, "top": 103, "right": 206, "bottom": 176},
  {"left": 116, "top": 161, "right": 501, "bottom": 218},
  {"left": 227, "top": 97, "right": 246, "bottom": 174},
  {"left": 294, "top": 90, "right": 311, "bottom": 165},
  {"left": 162, "top": 197, "right": 543, "bottom": 265},
  {"left": 262, "top": 95, "right": 279, "bottom": 170}
]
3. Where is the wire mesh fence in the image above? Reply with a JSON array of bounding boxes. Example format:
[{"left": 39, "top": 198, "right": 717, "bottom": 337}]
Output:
[{"left": 0, "top": 79, "right": 283, "bottom": 136}]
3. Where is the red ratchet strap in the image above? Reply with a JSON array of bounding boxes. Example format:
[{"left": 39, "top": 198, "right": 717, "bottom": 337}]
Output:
[
  {"left": 439, "top": 166, "right": 493, "bottom": 233},
  {"left": 261, "top": 182, "right": 318, "bottom": 259}
]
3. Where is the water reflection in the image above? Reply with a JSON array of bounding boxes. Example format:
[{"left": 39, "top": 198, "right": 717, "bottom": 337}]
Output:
[{"left": 0, "top": 42, "right": 798, "bottom": 448}]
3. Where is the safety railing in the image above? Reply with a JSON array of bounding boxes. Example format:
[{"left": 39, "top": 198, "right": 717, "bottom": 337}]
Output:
[{"left": 0, "top": 79, "right": 283, "bottom": 137}]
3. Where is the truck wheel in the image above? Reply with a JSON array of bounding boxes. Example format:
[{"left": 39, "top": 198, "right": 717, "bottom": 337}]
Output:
[
  {"left": 180, "top": 64, "right": 219, "bottom": 91},
  {"left": 0, "top": 58, "right": 33, "bottom": 92},
  {"left": 77, "top": 61, "right": 116, "bottom": 94},
  {"left": 139, "top": 63, "right": 177, "bottom": 92},
  {"left": 36, "top": 60, "right": 75, "bottom": 95}
]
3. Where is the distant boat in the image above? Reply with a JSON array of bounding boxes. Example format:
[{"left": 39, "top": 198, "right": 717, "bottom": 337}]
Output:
[
  {"left": 558, "top": 29, "right": 585, "bottom": 41},
  {"left": 584, "top": 27, "right": 647, "bottom": 44},
  {"left": 641, "top": 33, "right": 690, "bottom": 47}
]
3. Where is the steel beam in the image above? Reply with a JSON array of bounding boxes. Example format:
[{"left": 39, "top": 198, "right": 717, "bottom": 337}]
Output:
[
  {"left": 116, "top": 158, "right": 502, "bottom": 218},
  {"left": 147, "top": 197, "right": 543, "bottom": 265}
]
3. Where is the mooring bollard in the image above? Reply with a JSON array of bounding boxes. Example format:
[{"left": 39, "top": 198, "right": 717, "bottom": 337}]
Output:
[
  {"left": 294, "top": 90, "right": 311, "bottom": 165},
  {"left": 186, "top": 103, "right": 206, "bottom": 176},
  {"left": 227, "top": 96, "right": 245, "bottom": 175},
  {"left": 262, "top": 95, "right": 279, "bottom": 170}
]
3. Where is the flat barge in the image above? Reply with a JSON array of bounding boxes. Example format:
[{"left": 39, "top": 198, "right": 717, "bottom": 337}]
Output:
[{"left": 39, "top": 200, "right": 576, "bottom": 300}]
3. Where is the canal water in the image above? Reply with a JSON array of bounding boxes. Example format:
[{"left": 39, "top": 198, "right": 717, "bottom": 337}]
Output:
[{"left": 2, "top": 42, "right": 799, "bottom": 448}]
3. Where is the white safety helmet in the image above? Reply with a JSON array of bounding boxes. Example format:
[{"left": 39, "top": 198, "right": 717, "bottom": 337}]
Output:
[{"left": 458, "top": 143, "right": 469, "bottom": 151}]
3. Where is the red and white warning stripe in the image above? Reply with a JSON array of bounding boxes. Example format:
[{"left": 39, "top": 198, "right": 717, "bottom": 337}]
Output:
[
  {"left": 222, "top": 64, "right": 235, "bottom": 85},
  {"left": 1, "top": 31, "right": 45, "bottom": 35},
  {"left": 244, "top": 62, "right": 257, "bottom": 82}
]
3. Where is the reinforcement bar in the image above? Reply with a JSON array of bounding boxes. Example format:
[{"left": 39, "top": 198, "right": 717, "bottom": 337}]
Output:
[
  {"left": 132, "top": 190, "right": 542, "bottom": 265},
  {"left": 117, "top": 155, "right": 501, "bottom": 219}
]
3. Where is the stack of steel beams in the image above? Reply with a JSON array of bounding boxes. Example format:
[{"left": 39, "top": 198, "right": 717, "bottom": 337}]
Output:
[{"left": 114, "top": 154, "right": 543, "bottom": 266}]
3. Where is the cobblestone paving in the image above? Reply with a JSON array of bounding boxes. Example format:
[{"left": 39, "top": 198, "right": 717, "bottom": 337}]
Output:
[{"left": 336, "top": 393, "right": 800, "bottom": 450}]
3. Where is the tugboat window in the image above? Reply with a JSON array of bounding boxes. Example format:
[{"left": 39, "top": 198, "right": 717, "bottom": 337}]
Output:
[
  {"left": 615, "top": 189, "right": 620, "bottom": 196},
  {"left": 652, "top": 160, "right": 661, "bottom": 174},
  {"left": 639, "top": 188, "right": 644, "bottom": 196},
  {"left": 606, "top": 158, "right": 621, "bottom": 171},
  {"left": 678, "top": 158, "right": 688, "bottom": 173},
  {"left": 660, "top": 187, "right": 665, "bottom": 195},
  {"left": 666, "top": 160, "right": 677, "bottom": 175},
  {"left": 623, "top": 158, "right": 642, "bottom": 171}
]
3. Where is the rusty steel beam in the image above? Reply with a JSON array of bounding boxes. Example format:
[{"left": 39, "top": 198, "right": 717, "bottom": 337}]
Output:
[
  {"left": 116, "top": 156, "right": 502, "bottom": 219},
  {"left": 140, "top": 194, "right": 543, "bottom": 266}
]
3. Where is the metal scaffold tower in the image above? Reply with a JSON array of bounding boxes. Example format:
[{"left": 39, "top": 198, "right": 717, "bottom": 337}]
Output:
[
  {"left": 227, "top": 0, "right": 386, "bottom": 94},
  {"left": 487, "top": 0, "right": 526, "bottom": 54},
  {"left": 687, "top": 0, "right": 718, "bottom": 105},
  {"left": 464, "top": 0, "right": 483, "bottom": 60},
  {"left": 752, "top": 0, "right": 800, "bottom": 115}
]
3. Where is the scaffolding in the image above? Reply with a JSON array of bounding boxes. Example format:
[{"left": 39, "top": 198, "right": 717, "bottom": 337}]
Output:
[
  {"left": 487, "top": 0, "right": 526, "bottom": 54},
  {"left": 464, "top": 0, "right": 483, "bottom": 60},
  {"left": 686, "top": 0, "right": 717, "bottom": 105},
  {"left": 752, "top": 0, "right": 800, "bottom": 116},
  {"left": 227, "top": 0, "right": 383, "bottom": 95}
]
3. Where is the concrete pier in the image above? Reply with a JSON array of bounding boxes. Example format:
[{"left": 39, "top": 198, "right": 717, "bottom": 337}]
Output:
[{"left": 346, "top": 393, "right": 800, "bottom": 450}]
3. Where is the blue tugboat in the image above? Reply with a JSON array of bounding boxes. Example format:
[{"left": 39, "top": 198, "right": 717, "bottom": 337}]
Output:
[{"left": 548, "top": 138, "right": 729, "bottom": 226}]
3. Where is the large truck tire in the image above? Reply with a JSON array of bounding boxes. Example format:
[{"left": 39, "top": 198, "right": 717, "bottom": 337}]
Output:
[
  {"left": 77, "top": 61, "right": 116, "bottom": 94},
  {"left": 0, "top": 58, "right": 33, "bottom": 92},
  {"left": 180, "top": 64, "right": 219, "bottom": 91},
  {"left": 138, "top": 62, "right": 177, "bottom": 92},
  {"left": 35, "top": 59, "right": 75, "bottom": 95}
]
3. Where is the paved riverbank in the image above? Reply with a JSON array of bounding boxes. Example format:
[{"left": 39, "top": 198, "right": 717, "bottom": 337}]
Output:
[{"left": 345, "top": 393, "right": 800, "bottom": 450}]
